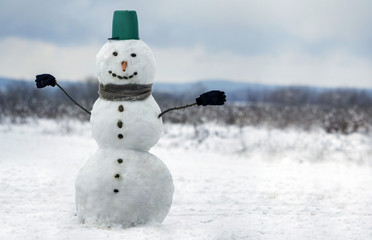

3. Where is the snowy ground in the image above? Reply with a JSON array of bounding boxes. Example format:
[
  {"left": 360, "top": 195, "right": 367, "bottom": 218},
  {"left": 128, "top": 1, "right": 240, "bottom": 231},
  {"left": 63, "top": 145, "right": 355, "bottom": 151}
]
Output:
[{"left": 0, "top": 119, "right": 372, "bottom": 240}]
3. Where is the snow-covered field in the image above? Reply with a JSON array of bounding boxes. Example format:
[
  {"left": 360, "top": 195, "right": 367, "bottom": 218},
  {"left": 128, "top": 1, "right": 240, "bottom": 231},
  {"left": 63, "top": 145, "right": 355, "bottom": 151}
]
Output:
[{"left": 0, "top": 119, "right": 372, "bottom": 240}]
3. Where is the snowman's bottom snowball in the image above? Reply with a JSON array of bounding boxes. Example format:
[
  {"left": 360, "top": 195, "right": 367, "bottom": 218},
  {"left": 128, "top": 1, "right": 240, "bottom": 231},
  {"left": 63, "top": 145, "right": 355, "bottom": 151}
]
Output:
[{"left": 75, "top": 148, "right": 174, "bottom": 227}]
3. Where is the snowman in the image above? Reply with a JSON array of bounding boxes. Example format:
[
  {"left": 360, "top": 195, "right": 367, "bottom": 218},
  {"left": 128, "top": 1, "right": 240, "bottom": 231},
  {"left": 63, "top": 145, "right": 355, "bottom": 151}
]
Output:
[
  {"left": 74, "top": 10, "right": 175, "bottom": 227},
  {"left": 35, "top": 10, "right": 226, "bottom": 228}
]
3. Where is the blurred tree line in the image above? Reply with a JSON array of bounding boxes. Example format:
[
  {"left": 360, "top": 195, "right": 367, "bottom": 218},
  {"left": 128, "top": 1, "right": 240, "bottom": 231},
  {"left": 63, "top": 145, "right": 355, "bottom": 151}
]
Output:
[{"left": 0, "top": 79, "right": 371, "bottom": 134}]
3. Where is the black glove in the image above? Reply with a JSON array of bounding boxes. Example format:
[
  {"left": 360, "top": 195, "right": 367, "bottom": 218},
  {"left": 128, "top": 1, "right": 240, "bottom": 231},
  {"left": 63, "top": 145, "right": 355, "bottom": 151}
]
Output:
[
  {"left": 35, "top": 74, "right": 56, "bottom": 88},
  {"left": 195, "top": 90, "right": 226, "bottom": 106}
]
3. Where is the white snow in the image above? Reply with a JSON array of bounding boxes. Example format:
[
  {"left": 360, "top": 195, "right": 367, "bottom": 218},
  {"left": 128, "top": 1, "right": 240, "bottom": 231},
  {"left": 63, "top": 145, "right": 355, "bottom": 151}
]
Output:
[
  {"left": 76, "top": 148, "right": 173, "bottom": 227},
  {"left": 0, "top": 119, "right": 372, "bottom": 240},
  {"left": 91, "top": 96, "right": 162, "bottom": 151},
  {"left": 96, "top": 40, "right": 156, "bottom": 85}
]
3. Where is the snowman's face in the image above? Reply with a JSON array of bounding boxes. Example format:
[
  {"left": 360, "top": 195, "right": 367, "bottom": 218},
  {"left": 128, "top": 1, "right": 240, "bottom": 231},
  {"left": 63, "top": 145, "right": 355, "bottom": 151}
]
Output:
[{"left": 96, "top": 40, "right": 156, "bottom": 85}]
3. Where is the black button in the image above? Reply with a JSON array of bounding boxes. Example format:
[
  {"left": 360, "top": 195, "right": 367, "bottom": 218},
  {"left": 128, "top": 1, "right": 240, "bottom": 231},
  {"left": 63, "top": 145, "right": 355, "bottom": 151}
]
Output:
[
  {"left": 114, "top": 189, "right": 119, "bottom": 193},
  {"left": 118, "top": 105, "right": 124, "bottom": 112},
  {"left": 118, "top": 134, "right": 123, "bottom": 139},
  {"left": 117, "top": 120, "right": 123, "bottom": 128},
  {"left": 115, "top": 174, "right": 120, "bottom": 178},
  {"left": 117, "top": 159, "right": 123, "bottom": 164}
]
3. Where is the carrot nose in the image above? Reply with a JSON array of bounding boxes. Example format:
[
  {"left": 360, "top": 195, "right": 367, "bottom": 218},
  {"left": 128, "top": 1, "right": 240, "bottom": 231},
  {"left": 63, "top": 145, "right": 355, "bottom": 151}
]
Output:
[{"left": 122, "top": 61, "right": 127, "bottom": 71}]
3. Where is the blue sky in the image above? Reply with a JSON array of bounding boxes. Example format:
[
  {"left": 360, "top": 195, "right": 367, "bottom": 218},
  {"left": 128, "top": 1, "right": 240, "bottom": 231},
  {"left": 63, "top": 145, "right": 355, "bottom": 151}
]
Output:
[{"left": 0, "top": 0, "right": 371, "bottom": 87}]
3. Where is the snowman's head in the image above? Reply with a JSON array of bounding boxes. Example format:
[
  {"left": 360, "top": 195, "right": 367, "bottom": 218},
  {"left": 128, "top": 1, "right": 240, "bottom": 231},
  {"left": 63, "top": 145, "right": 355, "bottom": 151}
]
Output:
[{"left": 96, "top": 40, "right": 156, "bottom": 85}]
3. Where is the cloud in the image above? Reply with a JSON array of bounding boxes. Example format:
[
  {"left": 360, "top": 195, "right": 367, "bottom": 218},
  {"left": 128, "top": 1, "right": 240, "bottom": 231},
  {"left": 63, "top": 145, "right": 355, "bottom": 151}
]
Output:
[
  {"left": 0, "top": 37, "right": 371, "bottom": 88},
  {"left": 138, "top": 0, "right": 372, "bottom": 58},
  {"left": 1, "top": 0, "right": 371, "bottom": 57},
  {"left": 153, "top": 46, "right": 372, "bottom": 87},
  {"left": 0, "top": 0, "right": 109, "bottom": 44},
  {"left": 0, "top": 0, "right": 371, "bottom": 87},
  {"left": 0, "top": 37, "right": 98, "bottom": 81}
]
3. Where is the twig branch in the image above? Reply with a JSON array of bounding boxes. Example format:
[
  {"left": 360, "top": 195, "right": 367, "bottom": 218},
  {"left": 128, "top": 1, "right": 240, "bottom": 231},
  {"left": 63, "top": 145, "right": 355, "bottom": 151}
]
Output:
[
  {"left": 56, "top": 83, "right": 91, "bottom": 115},
  {"left": 158, "top": 102, "right": 197, "bottom": 118}
]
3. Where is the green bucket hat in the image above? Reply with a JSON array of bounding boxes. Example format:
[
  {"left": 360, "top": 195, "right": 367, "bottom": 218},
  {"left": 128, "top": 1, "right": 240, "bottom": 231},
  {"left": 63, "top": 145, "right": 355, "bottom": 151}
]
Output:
[{"left": 109, "top": 10, "right": 139, "bottom": 40}]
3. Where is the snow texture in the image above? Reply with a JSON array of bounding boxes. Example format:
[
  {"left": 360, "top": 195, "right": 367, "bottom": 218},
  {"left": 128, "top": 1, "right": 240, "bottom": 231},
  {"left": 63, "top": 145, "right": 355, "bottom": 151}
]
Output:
[
  {"left": 0, "top": 120, "right": 372, "bottom": 239},
  {"left": 90, "top": 95, "right": 162, "bottom": 151},
  {"left": 96, "top": 40, "right": 156, "bottom": 86},
  {"left": 75, "top": 148, "right": 173, "bottom": 227}
]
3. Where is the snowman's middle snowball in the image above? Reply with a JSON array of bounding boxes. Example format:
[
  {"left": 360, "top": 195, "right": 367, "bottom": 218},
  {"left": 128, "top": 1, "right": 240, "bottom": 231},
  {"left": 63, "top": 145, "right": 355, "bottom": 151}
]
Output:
[{"left": 90, "top": 95, "right": 162, "bottom": 151}]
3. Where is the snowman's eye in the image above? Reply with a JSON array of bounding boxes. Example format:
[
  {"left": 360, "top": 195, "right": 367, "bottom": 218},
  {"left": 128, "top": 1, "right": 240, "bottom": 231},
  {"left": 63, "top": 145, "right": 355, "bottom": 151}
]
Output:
[
  {"left": 131, "top": 53, "right": 136, "bottom": 57},
  {"left": 113, "top": 52, "right": 118, "bottom": 56}
]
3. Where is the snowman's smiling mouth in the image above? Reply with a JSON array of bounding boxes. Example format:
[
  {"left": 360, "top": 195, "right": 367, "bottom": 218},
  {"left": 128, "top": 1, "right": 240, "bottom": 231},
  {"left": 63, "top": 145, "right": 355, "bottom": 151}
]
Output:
[{"left": 108, "top": 70, "right": 138, "bottom": 80}]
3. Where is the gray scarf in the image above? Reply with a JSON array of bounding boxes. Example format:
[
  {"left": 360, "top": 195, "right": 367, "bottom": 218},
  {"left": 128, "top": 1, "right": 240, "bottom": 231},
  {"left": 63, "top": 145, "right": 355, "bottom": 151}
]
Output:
[{"left": 98, "top": 83, "right": 152, "bottom": 101}]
